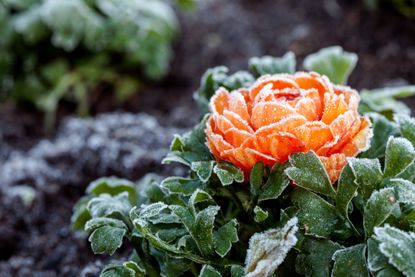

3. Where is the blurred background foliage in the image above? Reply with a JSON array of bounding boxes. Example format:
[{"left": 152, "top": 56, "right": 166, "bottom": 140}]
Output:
[{"left": 0, "top": 0, "right": 192, "bottom": 129}]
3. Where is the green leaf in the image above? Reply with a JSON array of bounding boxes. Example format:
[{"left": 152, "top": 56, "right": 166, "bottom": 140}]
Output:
[
  {"left": 162, "top": 115, "right": 212, "bottom": 166},
  {"left": 292, "top": 189, "right": 339, "bottom": 238},
  {"left": 258, "top": 162, "right": 290, "bottom": 203},
  {"left": 249, "top": 51, "right": 296, "bottom": 76},
  {"left": 87, "top": 177, "right": 137, "bottom": 204},
  {"left": 213, "top": 219, "right": 239, "bottom": 257},
  {"left": 245, "top": 217, "right": 298, "bottom": 277},
  {"left": 384, "top": 178, "right": 415, "bottom": 204},
  {"left": 222, "top": 71, "right": 255, "bottom": 90},
  {"left": 348, "top": 158, "right": 383, "bottom": 201},
  {"left": 100, "top": 263, "right": 139, "bottom": 277},
  {"left": 303, "top": 46, "right": 358, "bottom": 85},
  {"left": 230, "top": 265, "right": 245, "bottom": 277},
  {"left": 331, "top": 244, "right": 368, "bottom": 277},
  {"left": 359, "top": 86, "right": 415, "bottom": 118},
  {"left": 395, "top": 114, "right": 415, "bottom": 146},
  {"left": 87, "top": 192, "right": 132, "bottom": 219},
  {"left": 383, "top": 137, "right": 415, "bottom": 178},
  {"left": 285, "top": 151, "right": 335, "bottom": 198},
  {"left": 367, "top": 238, "right": 401, "bottom": 276},
  {"left": 253, "top": 206, "right": 269, "bottom": 223},
  {"left": 364, "top": 188, "right": 398, "bottom": 237},
  {"left": 336, "top": 164, "right": 358, "bottom": 222},
  {"left": 199, "top": 265, "right": 221, "bottom": 277},
  {"left": 85, "top": 217, "right": 126, "bottom": 232},
  {"left": 71, "top": 195, "right": 92, "bottom": 230},
  {"left": 374, "top": 225, "right": 415, "bottom": 277},
  {"left": 191, "top": 161, "right": 215, "bottom": 183},
  {"left": 360, "top": 113, "right": 399, "bottom": 159},
  {"left": 161, "top": 177, "right": 204, "bottom": 196},
  {"left": 194, "top": 206, "right": 220, "bottom": 256},
  {"left": 213, "top": 163, "right": 244, "bottom": 186},
  {"left": 295, "top": 237, "right": 343, "bottom": 277},
  {"left": 250, "top": 162, "right": 265, "bottom": 197},
  {"left": 89, "top": 225, "right": 126, "bottom": 255}
]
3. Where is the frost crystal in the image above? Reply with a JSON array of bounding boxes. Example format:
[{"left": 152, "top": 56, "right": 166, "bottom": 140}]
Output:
[
  {"left": 245, "top": 217, "right": 298, "bottom": 277},
  {"left": 0, "top": 113, "right": 183, "bottom": 191}
]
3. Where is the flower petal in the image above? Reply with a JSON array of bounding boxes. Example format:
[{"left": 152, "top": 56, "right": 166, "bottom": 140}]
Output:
[
  {"left": 251, "top": 102, "right": 297, "bottom": 129},
  {"left": 320, "top": 154, "right": 347, "bottom": 183}
]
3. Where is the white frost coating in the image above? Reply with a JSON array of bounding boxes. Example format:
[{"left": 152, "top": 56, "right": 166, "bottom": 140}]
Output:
[
  {"left": 0, "top": 113, "right": 183, "bottom": 191},
  {"left": 245, "top": 217, "right": 298, "bottom": 277}
]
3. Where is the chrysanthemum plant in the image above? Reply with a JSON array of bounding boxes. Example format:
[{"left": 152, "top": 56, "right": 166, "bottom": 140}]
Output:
[{"left": 72, "top": 46, "right": 415, "bottom": 277}]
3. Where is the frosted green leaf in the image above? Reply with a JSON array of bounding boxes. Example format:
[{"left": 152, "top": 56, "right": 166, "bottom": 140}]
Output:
[
  {"left": 348, "top": 158, "right": 383, "bottom": 201},
  {"left": 359, "top": 86, "right": 415, "bottom": 118},
  {"left": 189, "top": 189, "right": 215, "bottom": 210},
  {"left": 245, "top": 217, "right": 298, "bottom": 277},
  {"left": 100, "top": 263, "right": 139, "bottom": 277},
  {"left": 291, "top": 189, "right": 338, "bottom": 238},
  {"left": 395, "top": 114, "right": 415, "bottom": 146},
  {"left": 87, "top": 192, "right": 132, "bottom": 219},
  {"left": 332, "top": 244, "right": 368, "bottom": 277},
  {"left": 249, "top": 51, "right": 296, "bottom": 76},
  {"left": 360, "top": 113, "right": 399, "bottom": 159},
  {"left": 258, "top": 163, "right": 290, "bottom": 203},
  {"left": 364, "top": 188, "right": 398, "bottom": 236},
  {"left": 383, "top": 137, "right": 415, "bottom": 178},
  {"left": 162, "top": 115, "right": 212, "bottom": 166},
  {"left": 71, "top": 195, "right": 92, "bottom": 230},
  {"left": 367, "top": 238, "right": 401, "bottom": 276},
  {"left": 213, "top": 163, "right": 244, "bottom": 186},
  {"left": 161, "top": 177, "right": 204, "bottom": 196},
  {"left": 213, "top": 219, "right": 239, "bottom": 257},
  {"left": 199, "top": 265, "right": 221, "bottom": 277},
  {"left": 87, "top": 177, "right": 137, "bottom": 204},
  {"left": 253, "top": 206, "right": 269, "bottom": 223},
  {"left": 89, "top": 225, "right": 126, "bottom": 255},
  {"left": 85, "top": 217, "right": 126, "bottom": 232},
  {"left": 303, "top": 46, "right": 357, "bottom": 85},
  {"left": 222, "top": 71, "right": 255, "bottom": 90},
  {"left": 230, "top": 265, "right": 245, "bottom": 277},
  {"left": 336, "top": 165, "right": 358, "bottom": 220},
  {"left": 191, "top": 161, "right": 215, "bottom": 183},
  {"left": 384, "top": 178, "right": 415, "bottom": 205},
  {"left": 250, "top": 162, "right": 265, "bottom": 197},
  {"left": 374, "top": 225, "right": 415, "bottom": 277},
  {"left": 295, "top": 237, "right": 343, "bottom": 277},
  {"left": 194, "top": 206, "right": 220, "bottom": 256},
  {"left": 285, "top": 151, "right": 335, "bottom": 198}
]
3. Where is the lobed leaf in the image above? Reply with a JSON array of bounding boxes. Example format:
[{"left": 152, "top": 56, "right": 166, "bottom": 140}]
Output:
[
  {"left": 374, "top": 225, "right": 415, "bottom": 277},
  {"left": 87, "top": 177, "right": 138, "bottom": 205},
  {"left": 213, "top": 163, "right": 244, "bottom": 186},
  {"left": 383, "top": 137, "right": 415, "bottom": 178},
  {"left": 89, "top": 225, "right": 126, "bottom": 255},
  {"left": 286, "top": 151, "right": 335, "bottom": 198},
  {"left": 395, "top": 114, "right": 415, "bottom": 146},
  {"left": 249, "top": 51, "right": 296, "bottom": 76},
  {"left": 213, "top": 219, "right": 239, "bottom": 257},
  {"left": 199, "top": 265, "right": 222, "bottom": 277},
  {"left": 258, "top": 162, "right": 290, "bottom": 203},
  {"left": 244, "top": 217, "right": 298, "bottom": 277},
  {"left": 364, "top": 188, "right": 398, "bottom": 237},
  {"left": 291, "top": 189, "right": 339, "bottom": 238},
  {"left": 348, "top": 158, "right": 383, "bottom": 201},
  {"left": 303, "top": 46, "right": 357, "bottom": 85},
  {"left": 331, "top": 244, "right": 368, "bottom": 277}
]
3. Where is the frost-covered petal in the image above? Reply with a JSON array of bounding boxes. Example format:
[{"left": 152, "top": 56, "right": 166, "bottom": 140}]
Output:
[
  {"left": 320, "top": 154, "right": 347, "bottom": 183},
  {"left": 251, "top": 102, "right": 297, "bottom": 129}
]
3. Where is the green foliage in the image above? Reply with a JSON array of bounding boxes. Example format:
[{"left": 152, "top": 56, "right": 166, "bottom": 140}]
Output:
[
  {"left": 0, "top": 0, "right": 179, "bottom": 129},
  {"left": 303, "top": 46, "right": 358, "bottom": 85},
  {"left": 73, "top": 50, "right": 415, "bottom": 276}
]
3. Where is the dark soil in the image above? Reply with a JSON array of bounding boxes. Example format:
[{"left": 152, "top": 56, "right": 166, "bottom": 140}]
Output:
[{"left": 1, "top": 0, "right": 415, "bottom": 276}]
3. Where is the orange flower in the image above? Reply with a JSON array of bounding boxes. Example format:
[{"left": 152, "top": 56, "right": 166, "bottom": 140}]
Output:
[{"left": 205, "top": 72, "right": 372, "bottom": 183}]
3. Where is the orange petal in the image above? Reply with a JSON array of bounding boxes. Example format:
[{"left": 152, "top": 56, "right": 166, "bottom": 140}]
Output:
[
  {"left": 210, "top": 88, "right": 229, "bottom": 115},
  {"left": 293, "top": 72, "right": 333, "bottom": 99},
  {"left": 249, "top": 76, "right": 299, "bottom": 102},
  {"left": 321, "top": 93, "right": 349, "bottom": 124},
  {"left": 338, "top": 117, "right": 372, "bottom": 156},
  {"left": 292, "top": 121, "right": 333, "bottom": 151},
  {"left": 268, "top": 132, "right": 305, "bottom": 162},
  {"left": 294, "top": 96, "right": 319, "bottom": 121},
  {"left": 222, "top": 147, "right": 276, "bottom": 172},
  {"left": 206, "top": 119, "right": 233, "bottom": 155},
  {"left": 228, "top": 91, "right": 251, "bottom": 123},
  {"left": 223, "top": 110, "right": 253, "bottom": 133},
  {"left": 251, "top": 102, "right": 297, "bottom": 129},
  {"left": 320, "top": 154, "right": 347, "bottom": 183}
]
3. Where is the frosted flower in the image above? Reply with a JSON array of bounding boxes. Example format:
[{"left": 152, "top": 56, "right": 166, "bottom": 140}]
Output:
[{"left": 205, "top": 72, "right": 372, "bottom": 183}]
